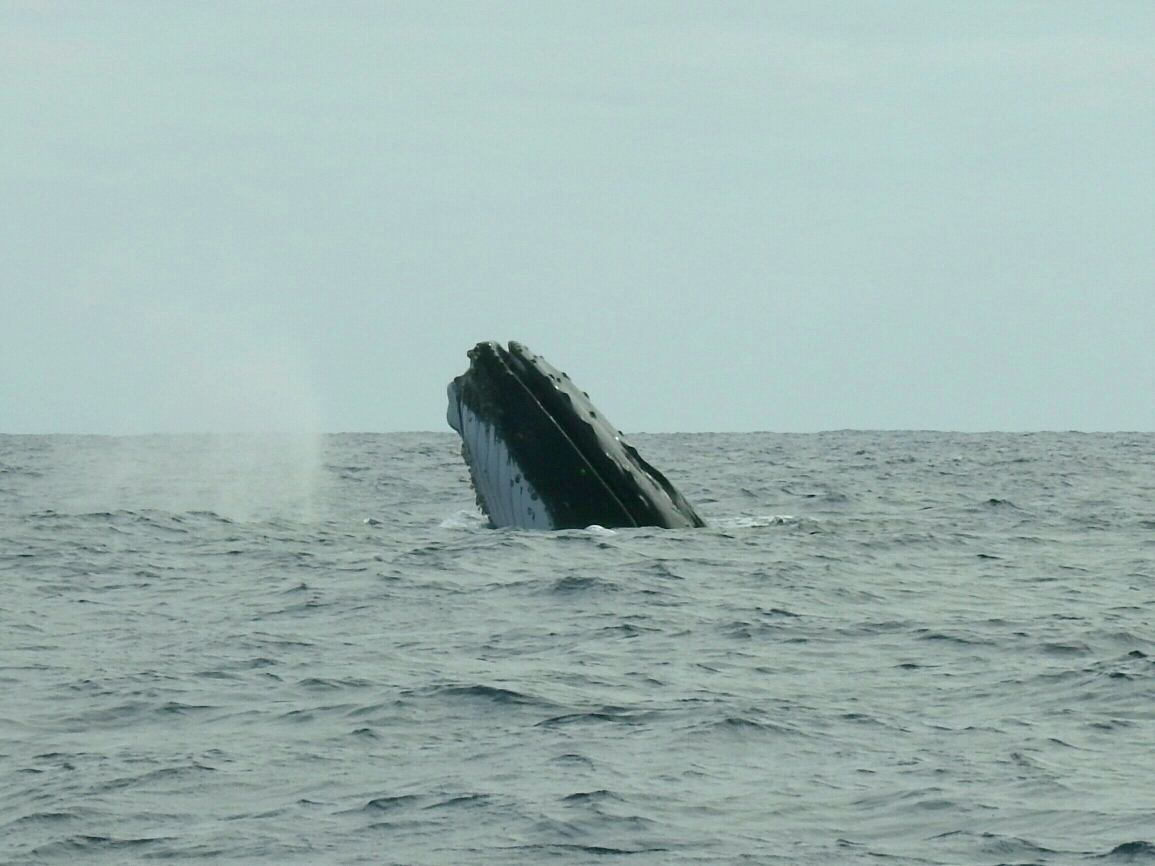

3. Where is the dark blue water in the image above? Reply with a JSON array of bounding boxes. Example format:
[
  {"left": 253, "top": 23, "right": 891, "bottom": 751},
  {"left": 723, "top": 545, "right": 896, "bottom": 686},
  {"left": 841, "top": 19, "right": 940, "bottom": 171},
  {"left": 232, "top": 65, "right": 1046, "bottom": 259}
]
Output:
[{"left": 3, "top": 432, "right": 1154, "bottom": 864}]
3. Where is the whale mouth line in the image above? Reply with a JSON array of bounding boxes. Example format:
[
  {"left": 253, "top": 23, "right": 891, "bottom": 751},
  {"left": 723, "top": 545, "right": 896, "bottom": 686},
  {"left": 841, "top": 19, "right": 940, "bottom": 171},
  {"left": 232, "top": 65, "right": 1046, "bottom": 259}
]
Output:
[{"left": 447, "top": 341, "right": 705, "bottom": 531}]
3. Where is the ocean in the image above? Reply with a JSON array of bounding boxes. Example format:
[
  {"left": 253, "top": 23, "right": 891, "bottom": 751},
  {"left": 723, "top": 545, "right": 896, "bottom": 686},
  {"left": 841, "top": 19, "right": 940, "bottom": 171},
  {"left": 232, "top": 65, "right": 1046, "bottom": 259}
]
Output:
[{"left": 2, "top": 431, "right": 1154, "bottom": 865}]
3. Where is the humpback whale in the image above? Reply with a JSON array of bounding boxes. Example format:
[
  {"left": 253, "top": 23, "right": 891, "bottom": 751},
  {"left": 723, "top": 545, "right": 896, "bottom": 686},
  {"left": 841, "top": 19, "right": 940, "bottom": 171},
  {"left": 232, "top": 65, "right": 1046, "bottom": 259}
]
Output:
[{"left": 446, "top": 341, "right": 706, "bottom": 530}]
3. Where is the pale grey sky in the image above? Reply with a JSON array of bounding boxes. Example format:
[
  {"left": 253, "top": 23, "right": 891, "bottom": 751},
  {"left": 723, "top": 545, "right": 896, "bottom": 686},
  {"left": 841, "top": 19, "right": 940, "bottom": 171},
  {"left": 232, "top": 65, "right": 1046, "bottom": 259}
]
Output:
[{"left": 3, "top": 1, "right": 1152, "bottom": 433}]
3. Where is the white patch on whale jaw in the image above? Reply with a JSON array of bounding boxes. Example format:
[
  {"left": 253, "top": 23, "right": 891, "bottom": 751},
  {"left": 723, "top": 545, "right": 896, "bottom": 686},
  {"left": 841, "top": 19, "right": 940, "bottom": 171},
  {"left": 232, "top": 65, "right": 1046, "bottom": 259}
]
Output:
[{"left": 447, "top": 395, "right": 555, "bottom": 530}]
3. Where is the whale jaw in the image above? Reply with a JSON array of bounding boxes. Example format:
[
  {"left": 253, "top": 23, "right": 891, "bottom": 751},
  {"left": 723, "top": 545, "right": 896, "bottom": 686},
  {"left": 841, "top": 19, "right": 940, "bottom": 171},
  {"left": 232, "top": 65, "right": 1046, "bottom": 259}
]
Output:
[{"left": 447, "top": 389, "right": 555, "bottom": 529}]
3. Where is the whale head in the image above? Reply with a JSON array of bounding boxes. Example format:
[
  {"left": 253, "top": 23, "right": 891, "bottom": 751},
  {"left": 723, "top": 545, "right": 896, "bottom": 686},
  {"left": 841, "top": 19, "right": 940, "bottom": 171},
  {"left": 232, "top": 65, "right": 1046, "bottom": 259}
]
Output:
[{"left": 447, "top": 341, "right": 705, "bottom": 530}]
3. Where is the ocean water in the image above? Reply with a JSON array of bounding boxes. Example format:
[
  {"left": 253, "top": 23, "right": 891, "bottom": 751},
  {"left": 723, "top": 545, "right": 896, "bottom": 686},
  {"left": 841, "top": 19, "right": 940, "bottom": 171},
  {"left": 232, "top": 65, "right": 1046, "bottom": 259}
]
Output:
[{"left": 2, "top": 431, "right": 1154, "bottom": 865}]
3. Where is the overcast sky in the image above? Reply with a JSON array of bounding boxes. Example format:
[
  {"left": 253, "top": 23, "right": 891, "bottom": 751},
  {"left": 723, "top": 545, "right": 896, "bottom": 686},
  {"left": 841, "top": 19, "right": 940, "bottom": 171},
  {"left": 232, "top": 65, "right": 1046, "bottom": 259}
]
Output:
[{"left": 3, "top": 1, "right": 1152, "bottom": 433}]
